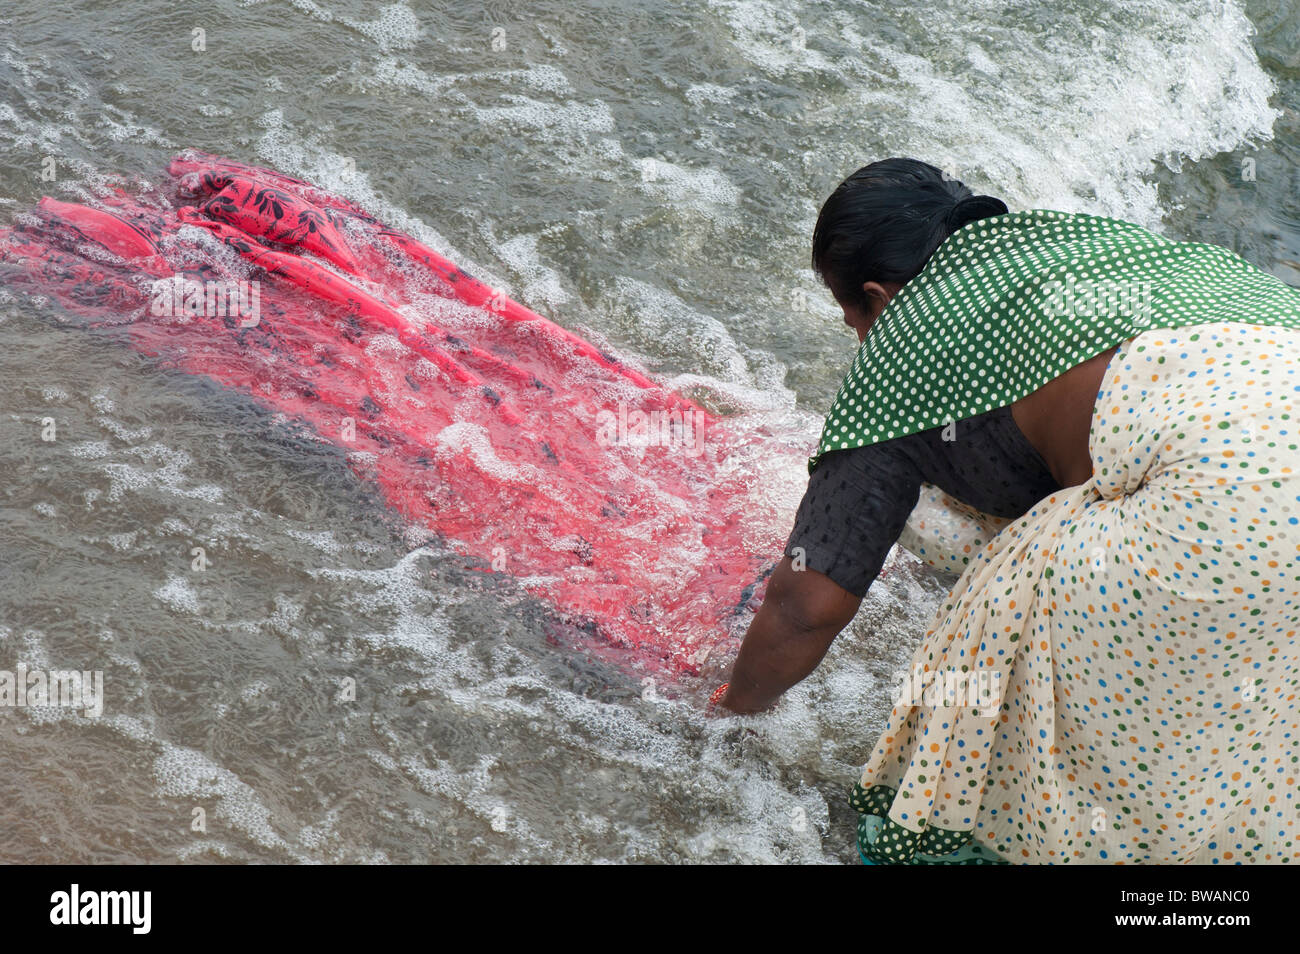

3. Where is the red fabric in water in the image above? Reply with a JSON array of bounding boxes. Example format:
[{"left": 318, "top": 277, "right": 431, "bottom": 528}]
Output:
[{"left": 0, "top": 153, "right": 777, "bottom": 674}]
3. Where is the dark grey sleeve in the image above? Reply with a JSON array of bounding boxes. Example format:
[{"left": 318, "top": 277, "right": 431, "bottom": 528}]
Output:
[{"left": 783, "top": 442, "right": 924, "bottom": 598}]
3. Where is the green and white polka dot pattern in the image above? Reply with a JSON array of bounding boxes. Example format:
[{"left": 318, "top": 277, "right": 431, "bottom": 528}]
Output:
[
  {"left": 812, "top": 209, "right": 1300, "bottom": 473},
  {"left": 852, "top": 783, "right": 1007, "bottom": 865}
]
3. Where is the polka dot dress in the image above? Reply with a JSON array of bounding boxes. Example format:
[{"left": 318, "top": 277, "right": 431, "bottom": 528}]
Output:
[
  {"left": 897, "top": 483, "right": 1013, "bottom": 577},
  {"left": 855, "top": 322, "right": 1300, "bottom": 864}
]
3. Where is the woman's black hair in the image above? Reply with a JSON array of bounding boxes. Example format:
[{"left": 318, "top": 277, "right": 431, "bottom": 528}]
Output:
[{"left": 811, "top": 158, "right": 1008, "bottom": 310}]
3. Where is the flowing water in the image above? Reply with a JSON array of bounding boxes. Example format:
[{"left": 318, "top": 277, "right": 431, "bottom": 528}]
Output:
[{"left": 0, "top": 0, "right": 1296, "bottom": 863}]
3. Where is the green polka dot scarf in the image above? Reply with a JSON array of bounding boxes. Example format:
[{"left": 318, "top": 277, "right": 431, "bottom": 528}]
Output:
[{"left": 811, "top": 209, "right": 1300, "bottom": 473}]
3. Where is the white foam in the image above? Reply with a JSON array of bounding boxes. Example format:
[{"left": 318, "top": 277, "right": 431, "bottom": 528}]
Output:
[
  {"left": 686, "top": 83, "right": 739, "bottom": 107},
  {"left": 363, "top": 57, "right": 462, "bottom": 97},
  {"left": 269, "top": 0, "right": 422, "bottom": 53},
  {"left": 709, "top": 0, "right": 1280, "bottom": 228},
  {"left": 99, "top": 443, "right": 224, "bottom": 503},
  {"left": 283, "top": 527, "right": 342, "bottom": 556},
  {"left": 467, "top": 96, "right": 617, "bottom": 137},
  {"left": 152, "top": 741, "right": 298, "bottom": 855},
  {"left": 705, "top": 0, "right": 840, "bottom": 75},
  {"left": 491, "top": 231, "right": 573, "bottom": 310},
  {"left": 153, "top": 575, "right": 200, "bottom": 615},
  {"left": 430, "top": 421, "right": 530, "bottom": 484},
  {"left": 105, "top": 531, "right": 138, "bottom": 552},
  {"left": 635, "top": 156, "right": 742, "bottom": 210},
  {"left": 607, "top": 277, "right": 753, "bottom": 384},
  {"left": 69, "top": 439, "right": 110, "bottom": 459},
  {"left": 351, "top": 3, "right": 423, "bottom": 52}
]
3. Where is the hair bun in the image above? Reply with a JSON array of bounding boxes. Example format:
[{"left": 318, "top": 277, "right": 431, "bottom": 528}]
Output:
[{"left": 946, "top": 194, "right": 1009, "bottom": 231}]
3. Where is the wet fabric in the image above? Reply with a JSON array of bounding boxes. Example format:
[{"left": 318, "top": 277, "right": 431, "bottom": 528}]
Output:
[{"left": 0, "top": 152, "right": 780, "bottom": 675}]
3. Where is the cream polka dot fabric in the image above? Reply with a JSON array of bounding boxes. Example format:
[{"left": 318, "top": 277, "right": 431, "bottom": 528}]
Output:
[
  {"left": 811, "top": 209, "right": 1300, "bottom": 472},
  {"left": 855, "top": 322, "right": 1300, "bottom": 864},
  {"left": 897, "top": 483, "right": 1012, "bottom": 577}
]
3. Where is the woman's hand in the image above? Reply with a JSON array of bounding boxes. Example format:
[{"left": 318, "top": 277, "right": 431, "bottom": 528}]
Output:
[{"left": 718, "top": 556, "right": 861, "bottom": 713}]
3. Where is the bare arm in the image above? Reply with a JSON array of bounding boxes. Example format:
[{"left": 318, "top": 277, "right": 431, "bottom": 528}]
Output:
[
  {"left": 716, "top": 344, "right": 1116, "bottom": 714},
  {"left": 719, "top": 556, "right": 862, "bottom": 713}
]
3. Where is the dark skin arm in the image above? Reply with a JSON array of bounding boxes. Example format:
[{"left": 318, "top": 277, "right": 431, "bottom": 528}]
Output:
[
  {"left": 719, "top": 282, "right": 1118, "bottom": 714},
  {"left": 719, "top": 556, "right": 861, "bottom": 713}
]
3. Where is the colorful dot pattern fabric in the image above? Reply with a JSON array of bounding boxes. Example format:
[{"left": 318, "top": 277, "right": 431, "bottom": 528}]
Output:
[
  {"left": 856, "top": 322, "right": 1300, "bottom": 864},
  {"left": 897, "top": 483, "right": 1013, "bottom": 577},
  {"left": 811, "top": 209, "right": 1300, "bottom": 473}
]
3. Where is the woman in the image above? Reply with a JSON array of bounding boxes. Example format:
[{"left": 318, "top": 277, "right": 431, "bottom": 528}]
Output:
[{"left": 720, "top": 158, "right": 1300, "bottom": 865}]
